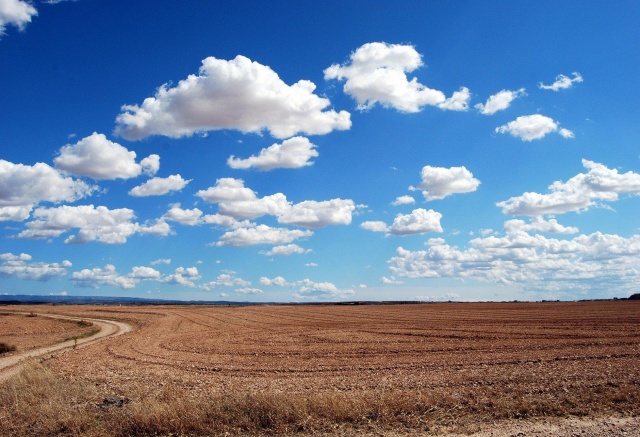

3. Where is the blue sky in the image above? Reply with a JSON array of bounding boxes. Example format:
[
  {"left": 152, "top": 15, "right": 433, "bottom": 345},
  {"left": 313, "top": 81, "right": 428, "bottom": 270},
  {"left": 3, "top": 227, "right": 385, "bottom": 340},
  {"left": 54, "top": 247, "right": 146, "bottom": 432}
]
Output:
[{"left": 1, "top": 1, "right": 639, "bottom": 302}]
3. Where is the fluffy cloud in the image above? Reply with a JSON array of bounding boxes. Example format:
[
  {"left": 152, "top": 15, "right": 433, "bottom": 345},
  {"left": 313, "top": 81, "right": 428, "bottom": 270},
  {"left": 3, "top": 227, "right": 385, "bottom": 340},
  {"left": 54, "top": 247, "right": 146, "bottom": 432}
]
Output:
[
  {"left": 163, "top": 205, "right": 202, "bottom": 225},
  {"left": 361, "top": 208, "right": 443, "bottom": 236},
  {"left": 215, "top": 224, "right": 312, "bottom": 247},
  {"left": 497, "top": 159, "right": 640, "bottom": 215},
  {"left": 360, "top": 221, "right": 388, "bottom": 233},
  {"left": 387, "top": 208, "right": 443, "bottom": 235},
  {"left": 260, "top": 275, "right": 354, "bottom": 299},
  {"left": 391, "top": 195, "right": 415, "bottom": 206},
  {"left": 261, "top": 244, "right": 311, "bottom": 256},
  {"left": 259, "top": 276, "right": 289, "bottom": 287},
  {"left": 197, "top": 178, "right": 356, "bottom": 227},
  {"left": 495, "top": 114, "right": 573, "bottom": 141},
  {"left": 54, "top": 133, "right": 159, "bottom": 180},
  {"left": 503, "top": 216, "right": 579, "bottom": 235},
  {"left": 278, "top": 199, "right": 355, "bottom": 228},
  {"left": 196, "top": 178, "right": 289, "bottom": 219},
  {"left": 475, "top": 88, "right": 526, "bottom": 115},
  {"left": 324, "top": 42, "right": 469, "bottom": 113},
  {"left": 129, "top": 174, "right": 190, "bottom": 197},
  {"left": 0, "top": 0, "right": 37, "bottom": 36},
  {"left": 411, "top": 165, "right": 480, "bottom": 200},
  {"left": 538, "top": 72, "right": 583, "bottom": 91},
  {"left": 0, "top": 252, "right": 71, "bottom": 281},
  {"left": 161, "top": 266, "right": 201, "bottom": 287},
  {"left": 200, "top": 272, "right": 250, "bottom": 290},
  {"left": 129, "top": 266, "right": 162, "bottom": 280},
  {"left": 0, "top": 159, "right": 96, "bottom": 221},
  {"left": 115, "top": 55, "right": 351, "bottom": 140},
  {"left": 70, "top": 265, "right": 138, "bottom": 289},
  {"left": 227, "top": 137, "right": 319, "bottom": 171},
  {"left": 388, "top": 226, "right": 640, "bottom": 294},
  {"left": 17, "top": 205, "right": 170, "bottom": 244}
]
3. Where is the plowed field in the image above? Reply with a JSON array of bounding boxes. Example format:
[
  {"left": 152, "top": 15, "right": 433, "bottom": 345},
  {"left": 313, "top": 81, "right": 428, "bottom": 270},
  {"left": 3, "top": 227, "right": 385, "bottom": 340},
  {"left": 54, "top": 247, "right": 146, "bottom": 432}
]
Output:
[{"left": 1, "top": 301, "right": 639, "bottom": 436}]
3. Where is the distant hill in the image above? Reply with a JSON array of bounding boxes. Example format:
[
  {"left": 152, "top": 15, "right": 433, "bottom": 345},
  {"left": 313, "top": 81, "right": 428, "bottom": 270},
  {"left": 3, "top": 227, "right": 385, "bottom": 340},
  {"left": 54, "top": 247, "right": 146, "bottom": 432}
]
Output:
[{"left": 0, "top": 294, "right": 236, "bottom": 306}]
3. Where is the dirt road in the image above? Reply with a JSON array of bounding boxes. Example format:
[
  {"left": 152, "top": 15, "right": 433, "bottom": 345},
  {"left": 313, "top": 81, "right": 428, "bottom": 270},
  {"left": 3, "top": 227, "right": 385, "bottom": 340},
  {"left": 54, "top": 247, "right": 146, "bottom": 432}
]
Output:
[{"left": 0, "top": 312, "right": 132, "bottom": 382}]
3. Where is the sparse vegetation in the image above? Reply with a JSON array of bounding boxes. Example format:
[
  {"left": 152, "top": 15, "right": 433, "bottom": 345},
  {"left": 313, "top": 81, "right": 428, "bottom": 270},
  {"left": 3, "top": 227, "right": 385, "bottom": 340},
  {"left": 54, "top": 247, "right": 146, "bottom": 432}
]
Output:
[{"left": 0, "top": 342, "right": 17, "bottom": 354}]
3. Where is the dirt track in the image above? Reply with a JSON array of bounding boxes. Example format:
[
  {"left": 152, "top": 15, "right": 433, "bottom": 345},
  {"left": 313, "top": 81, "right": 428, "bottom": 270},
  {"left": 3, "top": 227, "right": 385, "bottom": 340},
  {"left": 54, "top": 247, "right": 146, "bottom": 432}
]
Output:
[{"left": 0, "top": 312, "right": 132, "bottom": 382}]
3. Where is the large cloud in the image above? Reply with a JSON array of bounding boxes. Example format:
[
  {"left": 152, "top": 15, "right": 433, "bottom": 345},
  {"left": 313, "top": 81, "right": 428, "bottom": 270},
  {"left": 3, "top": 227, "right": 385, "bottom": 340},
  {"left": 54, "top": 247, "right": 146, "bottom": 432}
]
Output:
[
  {"left": 495, "top": 114, "right": 573, "bottom": 141},
  {"left": 0, "top": 252, "right": 71, "bottom": 281},
  {"left": 227, "top": 137, "right": 318, "bottom": 171},
  {"left": 17, "top": 205, "right": 170, "bottom": 244},
  {"left": 538, "top": 72, "right": 583, "bottom": 91},
  {"left": 411, "top": 165, "right": 480, "bottom": 200},
  {"left": 475, "top": 88, "right": 526, "bottom": 115},
  {"left": 361, "top": 208, "right": 443, "bottom": 236},
  {"left": 0, "top": 159, "right": 96, "bottom": 221},
  {"left": 54, "top": 132, "right": 159, "bottom": 180},
  {"left": 115, "top": 55, "right": 351, "bottom": 140},
  {"left": 498, "top": 159, "right": 640, "bottom": 215},
  {"left": 70, "top": 264, "right": 138, "bottom": 289},
  {"left": 196, "top": 178, "right": 356, "bottom": 227},
  {"left": 388, "top": 225, "right": 640, "bottom": 295},
  {"left": 0, "top": 0, "right": 37, "bottom": 36},
  {"left": 324, "top": 42, "right": 469, "bottom": 113},
  {"left": 278, "top": 199, "right": 355, "bottom": 228}
]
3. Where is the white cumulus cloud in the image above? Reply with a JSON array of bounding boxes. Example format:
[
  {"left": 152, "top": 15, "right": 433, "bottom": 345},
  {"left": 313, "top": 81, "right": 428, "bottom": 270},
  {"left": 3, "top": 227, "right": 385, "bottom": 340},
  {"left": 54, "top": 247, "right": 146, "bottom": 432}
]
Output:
[
  {"left": 261, "top": 244, "right": 311, "bottom": 256},
  {"left": 215, "top": 224, "right": 312, "bottom": 247},
  {"left": 0, "top": 159, "right": 96, "bottom": 221},
  {"left": 70, "top": 264, "right": 138, "bottom": 289},
  {"left": 129, "top": 174, "right": 191, "bottom": 197},
  {"left": 54, "top": 132, "right": 159, "bottom": 180},
  {"left": 161, "top": 266, "right": 201, "bottom": 287},
  {"left": 495, "top": 114, "right": 572, "bottom": 141},
  {"left": 391, "top": 195, "right": 415, "bottom": 206},
  {"left": 278, "top": 199, "right": 355, "bottom": 228},
  {"left": 497, "top": 159, "right": 640, "bottom": 215},
  {"left": 388, "top": 226, "right": 640, "bottom": 295},
  {"left": 0, "top": 252, "right": 71, "bottom": 281},
  {"left": 115, "top": 55, "right": 351, "bottom": 140},
  {"left": 17, "top": 204, "right": 170, "bottom": 244},
  {"left": 361, "top": 208, "right": 443, "bottom": 236},
  {"left": 227, "top": 137, "right": 319, "bottom": 171},
  {"left": 411, "top": 165, "right": 481, "bottom": 201},
  {"left": 324, "top": 42, "right": 469, "bottom": 113},
  {"left": 0, "top": 0, "right": 37, "bottom": 36}
]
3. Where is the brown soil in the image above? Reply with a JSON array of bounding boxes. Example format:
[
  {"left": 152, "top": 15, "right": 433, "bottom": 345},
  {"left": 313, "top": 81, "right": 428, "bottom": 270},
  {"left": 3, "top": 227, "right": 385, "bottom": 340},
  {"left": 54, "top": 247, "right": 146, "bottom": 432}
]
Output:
[
  {"left": 0, "top": 311, "right": 97, "bottom": 354},
  {"left": 1, "top": 301, "right": 639, "bottom": 436}
]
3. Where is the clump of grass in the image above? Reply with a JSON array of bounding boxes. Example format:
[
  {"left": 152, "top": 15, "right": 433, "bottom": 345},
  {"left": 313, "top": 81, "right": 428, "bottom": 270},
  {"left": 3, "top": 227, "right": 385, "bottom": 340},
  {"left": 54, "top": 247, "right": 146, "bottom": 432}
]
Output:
[
  {"left": 0, "top": 342, "right": 17, "bottom": 354},
  {"left": 77, "top": 320, "right": 93, "bottom": 327}
]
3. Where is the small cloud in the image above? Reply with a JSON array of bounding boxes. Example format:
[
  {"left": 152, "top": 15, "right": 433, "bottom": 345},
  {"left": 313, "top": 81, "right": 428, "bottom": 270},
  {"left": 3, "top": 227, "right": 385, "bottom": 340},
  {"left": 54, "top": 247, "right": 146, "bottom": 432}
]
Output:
[
  {"left": 391, "top": 195, "right": 415, "bottom": 206},
  {"left": 495, "top": 114, "right": 571, "bottom": 141},
  {"left": 538, "top": 72, "right": 583, "bottom": 91}
]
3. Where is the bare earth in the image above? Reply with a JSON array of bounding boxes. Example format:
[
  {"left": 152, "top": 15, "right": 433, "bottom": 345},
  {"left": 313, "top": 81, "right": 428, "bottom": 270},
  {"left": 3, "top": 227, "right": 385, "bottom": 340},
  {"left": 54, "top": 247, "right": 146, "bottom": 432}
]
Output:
[{"left": 1, "top": 301, "right": 638, "bottom": 435}]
